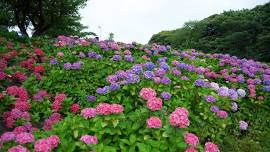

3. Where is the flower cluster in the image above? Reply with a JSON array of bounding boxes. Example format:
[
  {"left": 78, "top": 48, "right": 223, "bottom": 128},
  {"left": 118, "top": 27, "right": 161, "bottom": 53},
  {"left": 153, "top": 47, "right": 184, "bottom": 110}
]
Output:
[
  {"left": 169, "top": 107, "right": 190, "bottom": 128},
  {"left": 43, "top": 113, "right": 62, "bottom": 131},
  {"left": 34, "top": 135, "right": 60, "bottom": 152},
  {"left": 80, "top": 135, "right": 98, "bottom": 145},
  {"left": 81, "top": 103, "right": 124, "bottom": 119},
  {"left": 146, "top": 116, "right": 162, "bottom": 128},
  {"left": 51, "top": 93, "right": 66, "bottom": 111}
]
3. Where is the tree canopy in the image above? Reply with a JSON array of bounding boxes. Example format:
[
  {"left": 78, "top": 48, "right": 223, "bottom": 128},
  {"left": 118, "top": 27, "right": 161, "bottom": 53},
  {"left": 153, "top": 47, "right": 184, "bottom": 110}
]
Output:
[
  {"left": 149, "top": 2, "right": 270, "bottom": 62},
  {"left": 0, "top": 0, "right": 89, "bottom": 37}
]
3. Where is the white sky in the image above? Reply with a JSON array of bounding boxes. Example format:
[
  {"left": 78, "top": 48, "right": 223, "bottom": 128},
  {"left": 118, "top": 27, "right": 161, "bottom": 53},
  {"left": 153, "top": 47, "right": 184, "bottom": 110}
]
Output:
[{"left": 80, "top": 0, "right": 269, "bottom": 44}]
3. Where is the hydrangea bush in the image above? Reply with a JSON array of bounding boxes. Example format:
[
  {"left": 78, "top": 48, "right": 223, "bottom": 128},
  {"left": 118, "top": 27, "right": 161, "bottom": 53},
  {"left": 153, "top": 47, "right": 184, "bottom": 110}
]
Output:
[{"left": 0, "top": 35, "right": 270, "bottom": 151}]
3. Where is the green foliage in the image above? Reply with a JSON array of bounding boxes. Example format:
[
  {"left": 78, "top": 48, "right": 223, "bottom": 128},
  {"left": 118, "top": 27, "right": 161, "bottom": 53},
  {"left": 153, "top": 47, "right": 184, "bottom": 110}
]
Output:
[
  {"left": 149, "top": 2, "right": 270, "bottom": 62},
  {"left": 0, "top": 0, "right": 89, "bottom": 37}
]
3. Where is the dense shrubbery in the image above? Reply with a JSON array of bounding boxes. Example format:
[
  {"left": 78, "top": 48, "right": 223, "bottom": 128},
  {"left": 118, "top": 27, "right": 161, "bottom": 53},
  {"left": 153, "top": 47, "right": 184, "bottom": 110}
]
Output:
[
  {"left": 149, "top": 2, "right": 270, "bottom": 62},
  {"left": 0, "top": 35, "right": 270, "bottom": 152}
]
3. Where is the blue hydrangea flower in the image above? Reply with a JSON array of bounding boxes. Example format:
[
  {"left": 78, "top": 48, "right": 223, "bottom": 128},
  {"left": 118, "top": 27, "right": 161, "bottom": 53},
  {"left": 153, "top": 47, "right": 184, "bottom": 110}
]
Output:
[{"left": 144, "top": 62, "right": 155, "bottom": 71}]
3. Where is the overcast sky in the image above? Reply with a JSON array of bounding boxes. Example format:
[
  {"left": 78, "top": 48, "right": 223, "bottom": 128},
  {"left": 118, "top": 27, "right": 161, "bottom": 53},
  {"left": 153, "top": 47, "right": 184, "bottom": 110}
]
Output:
[{"left": 80, "top": 0, "right": 269, "bottom": 44}]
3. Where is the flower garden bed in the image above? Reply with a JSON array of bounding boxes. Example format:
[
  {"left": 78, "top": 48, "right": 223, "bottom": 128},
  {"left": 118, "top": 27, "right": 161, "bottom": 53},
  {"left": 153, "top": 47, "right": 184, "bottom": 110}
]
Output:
[{"left": 0, "top": 35, "right": 270, "bottom": 152}]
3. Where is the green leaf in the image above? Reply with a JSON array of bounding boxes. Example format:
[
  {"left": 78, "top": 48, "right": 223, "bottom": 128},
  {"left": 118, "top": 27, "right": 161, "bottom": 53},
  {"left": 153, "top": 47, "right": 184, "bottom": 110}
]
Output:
[{"left": 129, "top": 134, "right": 137, "bottom": 145}]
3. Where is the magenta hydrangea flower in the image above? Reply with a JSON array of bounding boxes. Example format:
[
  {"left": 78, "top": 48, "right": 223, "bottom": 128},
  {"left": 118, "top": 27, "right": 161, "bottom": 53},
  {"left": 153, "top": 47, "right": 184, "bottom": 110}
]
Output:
[
  {"left": 47, "top": 135, "right": 60, "bottom": 148},
  {"left": 185, "top": 146, "right": 198, "bottom": 152},
  {"left": 80, "top": 135, "right": 98, "bottom": 145},
  {"left": 205, "top": 95, "right": 216, "bottom": 103},
  {"left": 1, "top": 132, "right": 15, "bottom": 142},
  {"left": 204, "top": 142, "right": 220, "bottom": 152},
  {"left": 139, "top": 88, "right": 157, "bottom": 100},
  {"left": 15, "top": 132, "right": 35, "bottom": 144},
  {"left": 147, "top": 97, "right": 163, "bottom": 111},
  {"left": 34, "top": 139, "right": 52, "bottom": 152},
  {"left": 184, "top": 132, "right": 199, "bottom": 147},
  {"left": 216, "top": 110, "right": 228, "bottom": 119},
  {"left": 81, "top": 108, "right": 97, "bottom": 119},
  {"left": 146, "top": 116, "right": 162, "bottom": 128},
  {"left": 8, "top": 145, "right": 29, "bottom": 152}
]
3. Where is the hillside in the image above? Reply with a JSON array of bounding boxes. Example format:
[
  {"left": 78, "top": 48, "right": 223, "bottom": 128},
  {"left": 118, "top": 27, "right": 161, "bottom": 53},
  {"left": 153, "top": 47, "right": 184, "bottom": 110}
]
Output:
[
  {"left": 149, "top": 2, "right": 270, "bottom": 62},
  {"left": 0, "top": 36, "right": 270, "bottom": 152}
]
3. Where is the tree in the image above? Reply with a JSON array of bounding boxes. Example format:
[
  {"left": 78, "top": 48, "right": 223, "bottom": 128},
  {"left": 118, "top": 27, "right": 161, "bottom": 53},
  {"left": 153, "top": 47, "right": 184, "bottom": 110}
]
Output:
[
  {"left": 149, "top": 2, "right": 270, "bottom": 62},
  {"left": 0, "top": 0, "right": 88, "bottom": 37}
]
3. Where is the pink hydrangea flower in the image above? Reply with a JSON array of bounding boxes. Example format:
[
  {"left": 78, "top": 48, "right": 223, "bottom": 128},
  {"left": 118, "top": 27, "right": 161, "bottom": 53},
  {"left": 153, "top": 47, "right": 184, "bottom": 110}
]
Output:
[
  {"left": 1, "top": 132, "right": 15, "bottom": 142},
  {"left": 146, "top": 116, "right": 162, "bottom": 128},
  {"left": 15, "top": 133, "right": 35, "bottom": 144},
  {"left": 57, "top": 52, "right": 64, "bottom": 57},
  {"left": 185, "top": 147, "right": 198, "bottom": 152},
  {"left": 147, "top": 97, "right": 163, "bottom": 111},
  {"left": 34, "top": 139, "right": 52, "bottom": 152},
  {"left": 96, "top": 103, "right": 111, "bottom": 115},
  {"left": 47, "top": 135, "right": 60, "bottom": 148},
  {"left": 80, "top": 135, "right": 98, "bottom": 145},
  {"left": 169, "top": 107, "right": 190, "bottom": 128},
  {"left": 204, "top": 142, "right": 220, "bottom": 152},
  {"left": 184, "top": 132, "right": 199, "bottom": 147},
  {"left": 110, "top": 104, "right": 124, "bottom": 114},
  {"left": 81, "top": 108, "right": 97, "bottom": 119},
  {"left": 8, "top": 145, "right": 29, "bottom": 152},
  {"left": 216, "top": 110, "right": 228, "bottom": 119},
  {"left": 139, "top": 88, "right": 156, "bottom": 100},
  {"left": 54, "top": 93, "right": 66, "bottom": 102}
]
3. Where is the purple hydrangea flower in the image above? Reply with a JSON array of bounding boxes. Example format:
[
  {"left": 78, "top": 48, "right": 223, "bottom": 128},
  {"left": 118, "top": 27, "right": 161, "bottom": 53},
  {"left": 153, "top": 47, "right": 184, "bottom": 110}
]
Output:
[
  {"left": 126, "top": 73, "right": 140, "bottom": 84},
  {"left": 181, "top": 76, "right": 189, "bottom": 80},
  {"left": 72, "top": 62, "right": 82, "bottom": 69},
  {"left": 160, "top": 92, "right": 171, "bottom": 100},
  {"left": 157, "top": 57, "right": 167, "bottom": 63},
  {"left": 50, "top": 59, "right": 58, "bottom": 65},
  {"left": 210, "top": 106, "right": 219, "bottom": 113},
  {"left": 107, "top": 75, "right": 118, "bottom": 83},
  {"left": 124, "top": 55, "right": 134, "bottom": 62},
  {"left": 64, "top": 62, "right": 72, "bottom": 70},
  {"left": 144, "top": 71, "right": 154, "bottom": 79},
  {"left": 144, "top": 62, "right": 155, "bottom": 71},
  {"left": 205, "top": 95, "right": 216, "bottom": 103},
  {"left": 231, "top": 102, "right": 238, "bottom": 112},
  {"left": 160, "top": 62, "right": 170, "bottom": 71},
  {"left": 88, "top": 52, "right": 97, "bottom": 58},
  {"left": 263, "top": 86, "right": 270, "bottom": 92},
  {"left": 172, "top": 68, "right": 181, "bottom": 76},
  {"left": 239, "top": 120, "right": 248, "bottom": 130},
  {"left": 112, "top": 55, "right": 122, "bottom": 61},
  {"left": 218, "top": 87, "right": 229, "bottom": 97},
  {"left": 96, "top": 87, "right": 109, "bottom": 95},
  {"left": 161, "top": 76, "right": 171, "bottom": 84},
  {"left": 132, "top": 64, "right": 143, "bottom": 74},
  {"left": 194, "top": 79, "right": 206, "bottom": 87},
  {"left": 87, "top": 95, "right": 96, "bottom": 102},
  {"left": 155, "top": 68, "right": 166, "bottom": 77},
  {"left": 109, "top": 83, "right": 121, "bottom": 91},
  {"left": 95, "top": 54, "right": 102, "bottom": 60}
]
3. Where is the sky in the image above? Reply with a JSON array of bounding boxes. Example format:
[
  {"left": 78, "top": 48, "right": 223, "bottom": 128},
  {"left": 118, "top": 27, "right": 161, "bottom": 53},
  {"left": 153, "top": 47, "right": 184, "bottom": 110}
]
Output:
[{"left": 80, "top": 0, "right": 269, "bottom": 44}]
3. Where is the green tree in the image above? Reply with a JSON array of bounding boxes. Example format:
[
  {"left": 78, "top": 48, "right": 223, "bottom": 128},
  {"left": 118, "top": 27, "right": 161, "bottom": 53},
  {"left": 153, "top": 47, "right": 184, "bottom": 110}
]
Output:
[{"left": 0, "top": 0, "right": 88, "bottom": 37}]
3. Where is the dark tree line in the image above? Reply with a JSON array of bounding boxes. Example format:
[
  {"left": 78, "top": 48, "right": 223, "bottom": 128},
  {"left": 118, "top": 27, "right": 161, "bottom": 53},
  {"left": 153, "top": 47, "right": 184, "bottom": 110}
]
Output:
[
  {"left": 0, "top": 0, "right": 91, "bottom": 37},
  {"left": 149, "top": 2, "right": 270, "bottom": 62}
]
